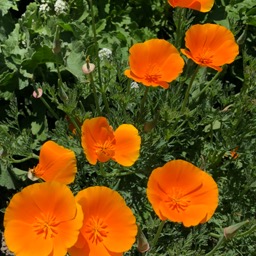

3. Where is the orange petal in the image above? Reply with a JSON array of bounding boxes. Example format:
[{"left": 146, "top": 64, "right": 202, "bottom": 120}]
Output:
[
  {"left": 124, "top": 39, "right": 184, "bottom": 88},
  {"left": 113, "top": 124, "right": 141, "bottom": 167},
  {"left": 4, "top": 182, "right": 82, "bottom": 256},
  {"left": 81, "top": 117, "right": 115, "bottom": 164},
  {"left": 33, "top": 141, "right": 77, "bottom": 184},
  {"left": 168, "top": 0, "right": 214, "bottom": 12},
  {"left": 181, "top": 24, "right": 239, "bottom": 70},
  {"left": 75, "top": 186, "right": 137, "bottom": 254},
  {"left": 147, "top": 160, "right": 218, "bottom": 226}
]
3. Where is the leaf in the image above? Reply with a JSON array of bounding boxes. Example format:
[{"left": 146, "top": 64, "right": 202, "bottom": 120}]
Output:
[
  {"left": 21, "top": 46, "right": 63, "bottom": 72},
  {"left": 0, "top": 0, "right": 18, "bottom": 16}
]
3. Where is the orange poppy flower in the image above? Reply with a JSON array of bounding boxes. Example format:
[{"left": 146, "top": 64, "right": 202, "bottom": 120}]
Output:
[
  {"left": 81, "top": 117, "right": 141, "bottom": 167},
  {"left": 124, "top": 39, "right": 184, "bottom": 89},
  {"left": 4, "top": 181, "right": 84, "bottom": 256},
  {"left": 181, "top": 24, "right": 239, "bottom": 71},
  {"left": 168, "top": 0, "right": 214, "bottom": 12},
  {"left": 28, "top": 140, "right": 77, "bottom": 184},
  {"left": 68, "top": 186, "right": 138, "bottom": 256},
  {"left": 147, "top": 160, "right": 218, "bottom": 227}
]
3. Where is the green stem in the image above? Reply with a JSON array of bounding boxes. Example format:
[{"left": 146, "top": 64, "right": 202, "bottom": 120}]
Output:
[
  {"left": 68, "top": 114, "right": 81, "bottom": 136},
  {"left": 40, "top": 97, "right": 59, "bottom": 119},
  {"left": 150, "top": 220, "right": 166, "bottom": 253},
  {"left": 193, "top": 71, "right": 222, "bottom": 101},
  {"left": 101, "top": 86, "right": 110, "bottom": 114},
  {"left": 10, "top": 154, "right": 39, "bottom": 163},
  {"left": 88, "top": 72, "right": 101, "bottom": 115},
  {"left": 205, "top": 236, "right": 226, "bottom": 256},
  {"left": 88, "top": 0, "right": 102, "bottom": 89},
  {"left": 181, "top": 65, "right": 200, "bottom": 112},
  {"left": 138, "top": 86, "right": 150, "bottom": 122},
  {"left": 237, "top": 224, "right": 256, "bottom": 237},
  {"left": 175, "top": 8, "right": 186, "bottom": 49},
  {"left": 98, "top": 162, "right": 106, "bottom": 176}
]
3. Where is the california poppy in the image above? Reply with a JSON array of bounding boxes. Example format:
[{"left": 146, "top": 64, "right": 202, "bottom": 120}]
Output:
[
  {"left": 28, "top": 140, "right": 77, "bottom": 184},
  {"left": 81, "top": 117, "right": 141, "bottom": 167},
  {"left": 147, "top": 160, "right": 218, "bottom": 227},
  {"left": 68, "top": 186, "right": 137, "bottom": 256},
  {"left": 168, "top": 0, "right": 214, "bottom": 12},
  {"left": 124, "top": 39, "right": 184, "bottom": 89},
  {"left": 181, "top": 24, "right": 239, "bottom": 71},
  {"left": 4, "top": 181, "right": 83, "bottom": 256}
]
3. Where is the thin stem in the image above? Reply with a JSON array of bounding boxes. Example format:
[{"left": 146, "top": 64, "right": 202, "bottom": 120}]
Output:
[
  {"left": 68, "top": 114, "right": 81, "bottom": 136},
  {"left": 10, "top": 154, "right": 39, "bottom": 163},
  {"left": 205, "top": 236, "right": 226, "bottom": 256},
  {"left": 88, "top": 72, "right": 101, "bottom": 115},
  {"left": 88, "top": 0, "right": 102, "bottom": 88},
  {"left": 98, "top": 162, "right": 106, "bottom": 176},
  {"left": 194, "top": 70, "right": 222, "bottom": 100},
  {"left": 174, "top": 8, "right": 186, "bottom": 49},
  {"left": 40, "top": 97, "right": 59, "bottom": 119},
  {"left": 138, "top": 86, "right": 150, "bottom": 122},
  {"left": 101, "top": 86, "right": 110, "bottom": 114},
  {"left": 149, "top": 220, "right": 166, "bottom": 253},
  {"left": 181, "top": 65, "right": 200, "bottom": 112}
]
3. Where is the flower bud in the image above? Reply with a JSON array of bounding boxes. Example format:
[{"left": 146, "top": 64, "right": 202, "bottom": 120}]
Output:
[
  {"left": 137, "top": 225, "right": 150, "bottom": 253},
  {"left": 82, "top": 63, "right": 95, "bottom": 74},
  {"left": 224, "top": 220, "right": 249, "bottom": 239}
]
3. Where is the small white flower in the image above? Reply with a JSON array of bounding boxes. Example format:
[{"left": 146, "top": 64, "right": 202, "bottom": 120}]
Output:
[
  {"left": 131, "top": 81, "right": 139, "bottom": 89},
  {"left": 39, "top": 3, "right": 50, "bottom": 13},
  {"left": 98, "top": 48, "right": 112, "bottom": 60},
  {"left": 54, "top": 0, "right": 68, "bottom": 15}
]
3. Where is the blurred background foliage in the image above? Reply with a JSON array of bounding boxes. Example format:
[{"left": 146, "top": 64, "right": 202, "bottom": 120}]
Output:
[{"left": 0, "top": 0, "right": 256, "bottom": 255}]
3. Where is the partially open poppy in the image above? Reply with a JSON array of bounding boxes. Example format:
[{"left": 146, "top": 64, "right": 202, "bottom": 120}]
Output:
[
  {"left": 124, "top": 39, "right": 184, "bottom": 89},
  {"left": 68, "top": 186, "right": 138, "bottom": 256},
  {"left": 168, "top": 0, "right": 214, "bottom": 12},
  {"left": 4, "top": 182, "right": 83, "bottom": 256},
  {"left": 181, "top": 24, "right": 239, "bottom": 71},
  {"left": 28, "top": 140, "right": 77, "bottom": 184},
  {"left": 81, "top": 117, "right": 141, "bottom": 167},
  {"left": 147, "top": 160, "right": 218, "bottom": 227}
]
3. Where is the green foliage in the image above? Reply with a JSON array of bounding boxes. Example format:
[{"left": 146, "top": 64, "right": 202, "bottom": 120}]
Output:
[{"left": 1, "top": 0, "right": 256, "bottom": 255}]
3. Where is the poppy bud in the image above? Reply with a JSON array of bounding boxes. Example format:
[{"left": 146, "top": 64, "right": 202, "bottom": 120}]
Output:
[
  {"left": 224, "top": 220, "right": 249, "bottom": 239},
  {"left": 137, "top": 225, "right": 150, "bottom": 253},
  {"left": 82, "top": 63, "right": 95, "bottom": 74}
]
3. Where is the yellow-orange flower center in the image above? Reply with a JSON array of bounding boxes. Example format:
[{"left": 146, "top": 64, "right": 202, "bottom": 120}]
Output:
[
  {"left": 145, "top": 64, "right": 162, "bottom": 83},
  {"left": 33, "top": 214, "right": 59, "bottom": 239},
  {"left": 164, "top": 189, "right": 190, "bottom": 213},
  {"left": 95, "top": 139, "right": 115, "bottom": 162},
  {"left": 85, "top": 217, "right": 109, "bottom": 244}
]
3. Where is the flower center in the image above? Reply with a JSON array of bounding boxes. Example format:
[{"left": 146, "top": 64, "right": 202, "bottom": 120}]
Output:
[
  {"left": 33, "top": 214, "right": 59, "bottom": 239},
  {"left": 164, "top": 189, "right": 190, "bottom": 213},
  {"left": 85, "top": 217, "right": 109, "bottom": 244},
  {"left": 95, "top": 139, "right": 115, "bottom": 162},
  {"left": 145, "top": 64, "right": 162, "bottom": 83}
]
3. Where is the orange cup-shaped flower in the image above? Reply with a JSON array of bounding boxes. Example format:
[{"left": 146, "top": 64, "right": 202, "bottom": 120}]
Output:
[
  {"left": 168, "top": 0, "right": 214, "bottom": 12},
  {"left": 81, "top": 117, "right": 141, "bottom": 167},
  {"left": 28, "top": 140, "right": 77, "bottom": 184},
  {"left": 181, "top": 23, "right": 239, "bottom": 71},
  {"left": 124, "top": 39, "right": 184, "bottom": 89},
  {"left": 4, "top": 182, "right": 84, "bottom": 256},
  {"left": 147, "top": 160, "right": 218, "bottom": 227},
  {"left": 68, "top": 186, "right": 138, "bottom": 256}
]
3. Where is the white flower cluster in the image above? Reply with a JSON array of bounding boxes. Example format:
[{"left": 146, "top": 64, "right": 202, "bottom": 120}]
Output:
[
  {"left": 98, "top": 48, "right": 112, "bottom": 60},
  {"left": 131, "top": 81, "right": 139, "bottom": 89},
  {"left": 54, "top": 0, "right": 68, "bottom": 15},
  {"left": 39, "top": 0, "right": 50, "bottom": 13}
]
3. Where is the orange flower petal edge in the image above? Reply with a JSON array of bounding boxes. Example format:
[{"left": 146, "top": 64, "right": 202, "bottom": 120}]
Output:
[
  {"left": 168, "top": 0, "right": 214, "bottom": 12},
  {"left": 68, "top": 186, "right": 137, "bottom": 256},
  {"left": 181, "top": 23, "right": 239, "bottom": 71},
  {"left": 4, "top": 181, "right": 83, "bottom": 256},
  {"left": 124, "top": 39, "right": 184, "bottom": 89},
  {"left": 147, "top": 159, "right": 218, "bottom": 227},
  {"left": 81, "top": 117, "right": 141, "bottom": 166},
  {"left": 29, "top": 141, "right": 77, "bottom": 184}
]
